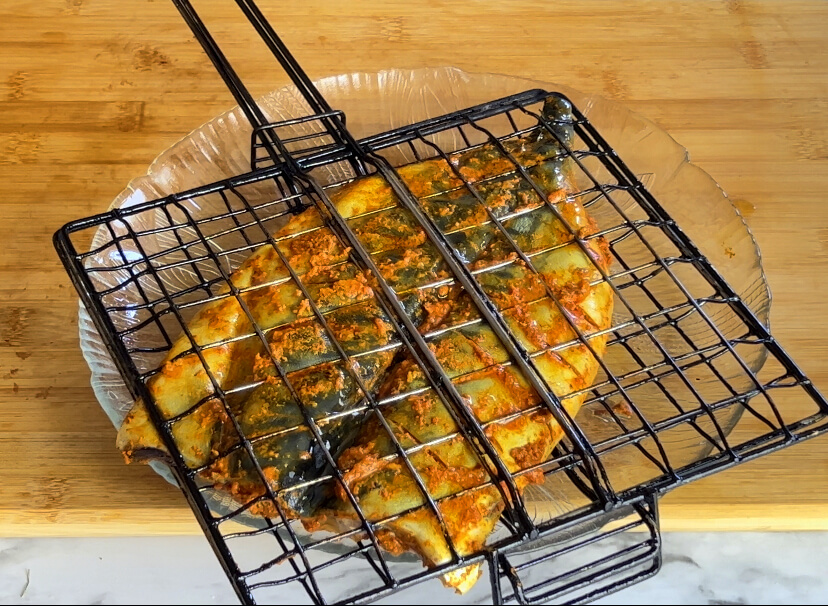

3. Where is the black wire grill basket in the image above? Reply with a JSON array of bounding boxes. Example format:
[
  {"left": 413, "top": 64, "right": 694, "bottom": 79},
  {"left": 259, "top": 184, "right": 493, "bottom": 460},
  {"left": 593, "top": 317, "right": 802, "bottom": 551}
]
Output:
[{"left": 53, "top": 1, "right": 828, "bottom": 604}]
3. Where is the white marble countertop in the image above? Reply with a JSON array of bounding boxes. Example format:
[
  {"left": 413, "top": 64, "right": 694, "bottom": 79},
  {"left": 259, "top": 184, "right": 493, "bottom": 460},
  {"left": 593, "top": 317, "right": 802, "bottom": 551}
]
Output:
[{"left": 1, "top": 533, "right": 826, "bottom": 604}]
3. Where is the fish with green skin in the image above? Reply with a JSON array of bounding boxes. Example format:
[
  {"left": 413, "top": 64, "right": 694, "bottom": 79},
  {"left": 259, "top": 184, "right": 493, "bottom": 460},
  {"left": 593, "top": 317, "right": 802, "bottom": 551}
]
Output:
[
  {"left": 116, "top": 97, "right": 613, "bottom": 593},
  {"left": 116, "top": 201, "right": 461, "bottom": 516}
]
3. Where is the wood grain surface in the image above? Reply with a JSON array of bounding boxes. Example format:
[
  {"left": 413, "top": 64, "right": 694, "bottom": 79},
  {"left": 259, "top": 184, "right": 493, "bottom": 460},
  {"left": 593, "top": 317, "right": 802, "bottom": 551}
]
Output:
[{"left": 1, "top": 0, "right": 827, "bottom": 536}]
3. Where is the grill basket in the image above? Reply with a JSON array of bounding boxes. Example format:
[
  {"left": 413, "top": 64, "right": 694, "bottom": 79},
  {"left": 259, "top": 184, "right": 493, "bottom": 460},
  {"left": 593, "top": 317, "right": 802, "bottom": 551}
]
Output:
[{"left": 54, "top": 1, "right": 828, "bottom": 604}]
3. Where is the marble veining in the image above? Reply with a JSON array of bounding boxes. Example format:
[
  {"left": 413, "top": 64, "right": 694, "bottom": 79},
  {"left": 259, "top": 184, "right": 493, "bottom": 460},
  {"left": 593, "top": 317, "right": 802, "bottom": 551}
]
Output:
[{"left": 1, "top": 533, "right": 827, "bottom": 604}]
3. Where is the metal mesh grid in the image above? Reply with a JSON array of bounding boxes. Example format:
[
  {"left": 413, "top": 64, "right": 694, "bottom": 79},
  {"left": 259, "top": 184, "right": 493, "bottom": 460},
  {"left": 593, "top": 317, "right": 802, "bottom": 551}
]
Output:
[
  {"left": 56, "top": 88, "right": 828, "bottom": 605},
  {"left": 52, "top": 0, "right": 828, "bottom": 603}
]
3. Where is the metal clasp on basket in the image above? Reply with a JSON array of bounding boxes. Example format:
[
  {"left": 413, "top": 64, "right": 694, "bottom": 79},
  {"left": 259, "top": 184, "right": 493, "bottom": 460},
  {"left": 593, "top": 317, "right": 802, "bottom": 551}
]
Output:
[
  {"left": 250, "top": 110, "right": 354, "bottom": 171},
  {"left": 489, "top": 495, "right": 661, "bottom": 604}
]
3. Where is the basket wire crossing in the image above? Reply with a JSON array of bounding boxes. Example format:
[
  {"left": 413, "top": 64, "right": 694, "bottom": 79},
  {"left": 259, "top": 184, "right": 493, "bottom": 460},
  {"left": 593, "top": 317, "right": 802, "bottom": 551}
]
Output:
[{"left": 53, "top": 1, "right": 828, "bottom": 604}]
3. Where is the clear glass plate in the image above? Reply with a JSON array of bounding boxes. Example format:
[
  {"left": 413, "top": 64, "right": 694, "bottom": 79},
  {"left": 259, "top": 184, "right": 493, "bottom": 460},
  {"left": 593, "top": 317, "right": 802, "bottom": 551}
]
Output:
[{"left": 78, "top": 67, "right": 769, "bottom": 530}]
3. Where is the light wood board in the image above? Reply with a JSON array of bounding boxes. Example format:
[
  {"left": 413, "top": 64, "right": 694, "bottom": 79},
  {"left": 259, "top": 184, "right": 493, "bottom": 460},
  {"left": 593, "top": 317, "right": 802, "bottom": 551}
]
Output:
[{"left": 2, "top": 0, "right": 828, "bottom": 536}]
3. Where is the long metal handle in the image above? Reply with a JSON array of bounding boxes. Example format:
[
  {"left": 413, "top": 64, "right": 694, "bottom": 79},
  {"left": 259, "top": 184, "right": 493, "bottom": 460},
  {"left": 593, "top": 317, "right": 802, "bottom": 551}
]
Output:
[
  {"left": 170, "top": 0, "right": 298, "bottom": 172},
  {"left": 233, "top": 0, "right": 334, "bottom": 115},
  {"left": 171, "top": 0, "right": 365, "bottom": 177}
]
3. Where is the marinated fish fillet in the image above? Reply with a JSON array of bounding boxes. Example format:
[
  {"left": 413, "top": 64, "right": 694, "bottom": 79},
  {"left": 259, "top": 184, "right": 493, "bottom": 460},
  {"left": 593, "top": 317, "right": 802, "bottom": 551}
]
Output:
[
  {"left": 117, "top": 97, "right": 613, "bottom": 591},
  {"left": 117, "top": 177, "right": 466, "bottom": 515}
]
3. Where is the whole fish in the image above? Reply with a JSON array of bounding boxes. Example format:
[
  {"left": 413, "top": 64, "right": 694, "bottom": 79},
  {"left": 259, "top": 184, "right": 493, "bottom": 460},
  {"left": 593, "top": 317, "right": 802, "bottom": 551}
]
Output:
[{"left": 116, "top": 97, "right": 613, "bottom": 592}]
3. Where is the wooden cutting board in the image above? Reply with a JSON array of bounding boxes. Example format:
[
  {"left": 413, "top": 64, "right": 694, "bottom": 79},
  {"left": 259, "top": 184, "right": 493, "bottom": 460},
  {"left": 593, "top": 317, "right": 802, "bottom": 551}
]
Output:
[{"left": 2, "top": 0, "right": 827, "bottom": 536}]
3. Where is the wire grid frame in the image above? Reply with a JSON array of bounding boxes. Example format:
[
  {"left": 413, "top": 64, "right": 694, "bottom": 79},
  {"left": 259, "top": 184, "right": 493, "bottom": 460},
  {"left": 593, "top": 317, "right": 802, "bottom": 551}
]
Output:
[{"left": 55, "top": 87, "right": 828, "bottom": 604}]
